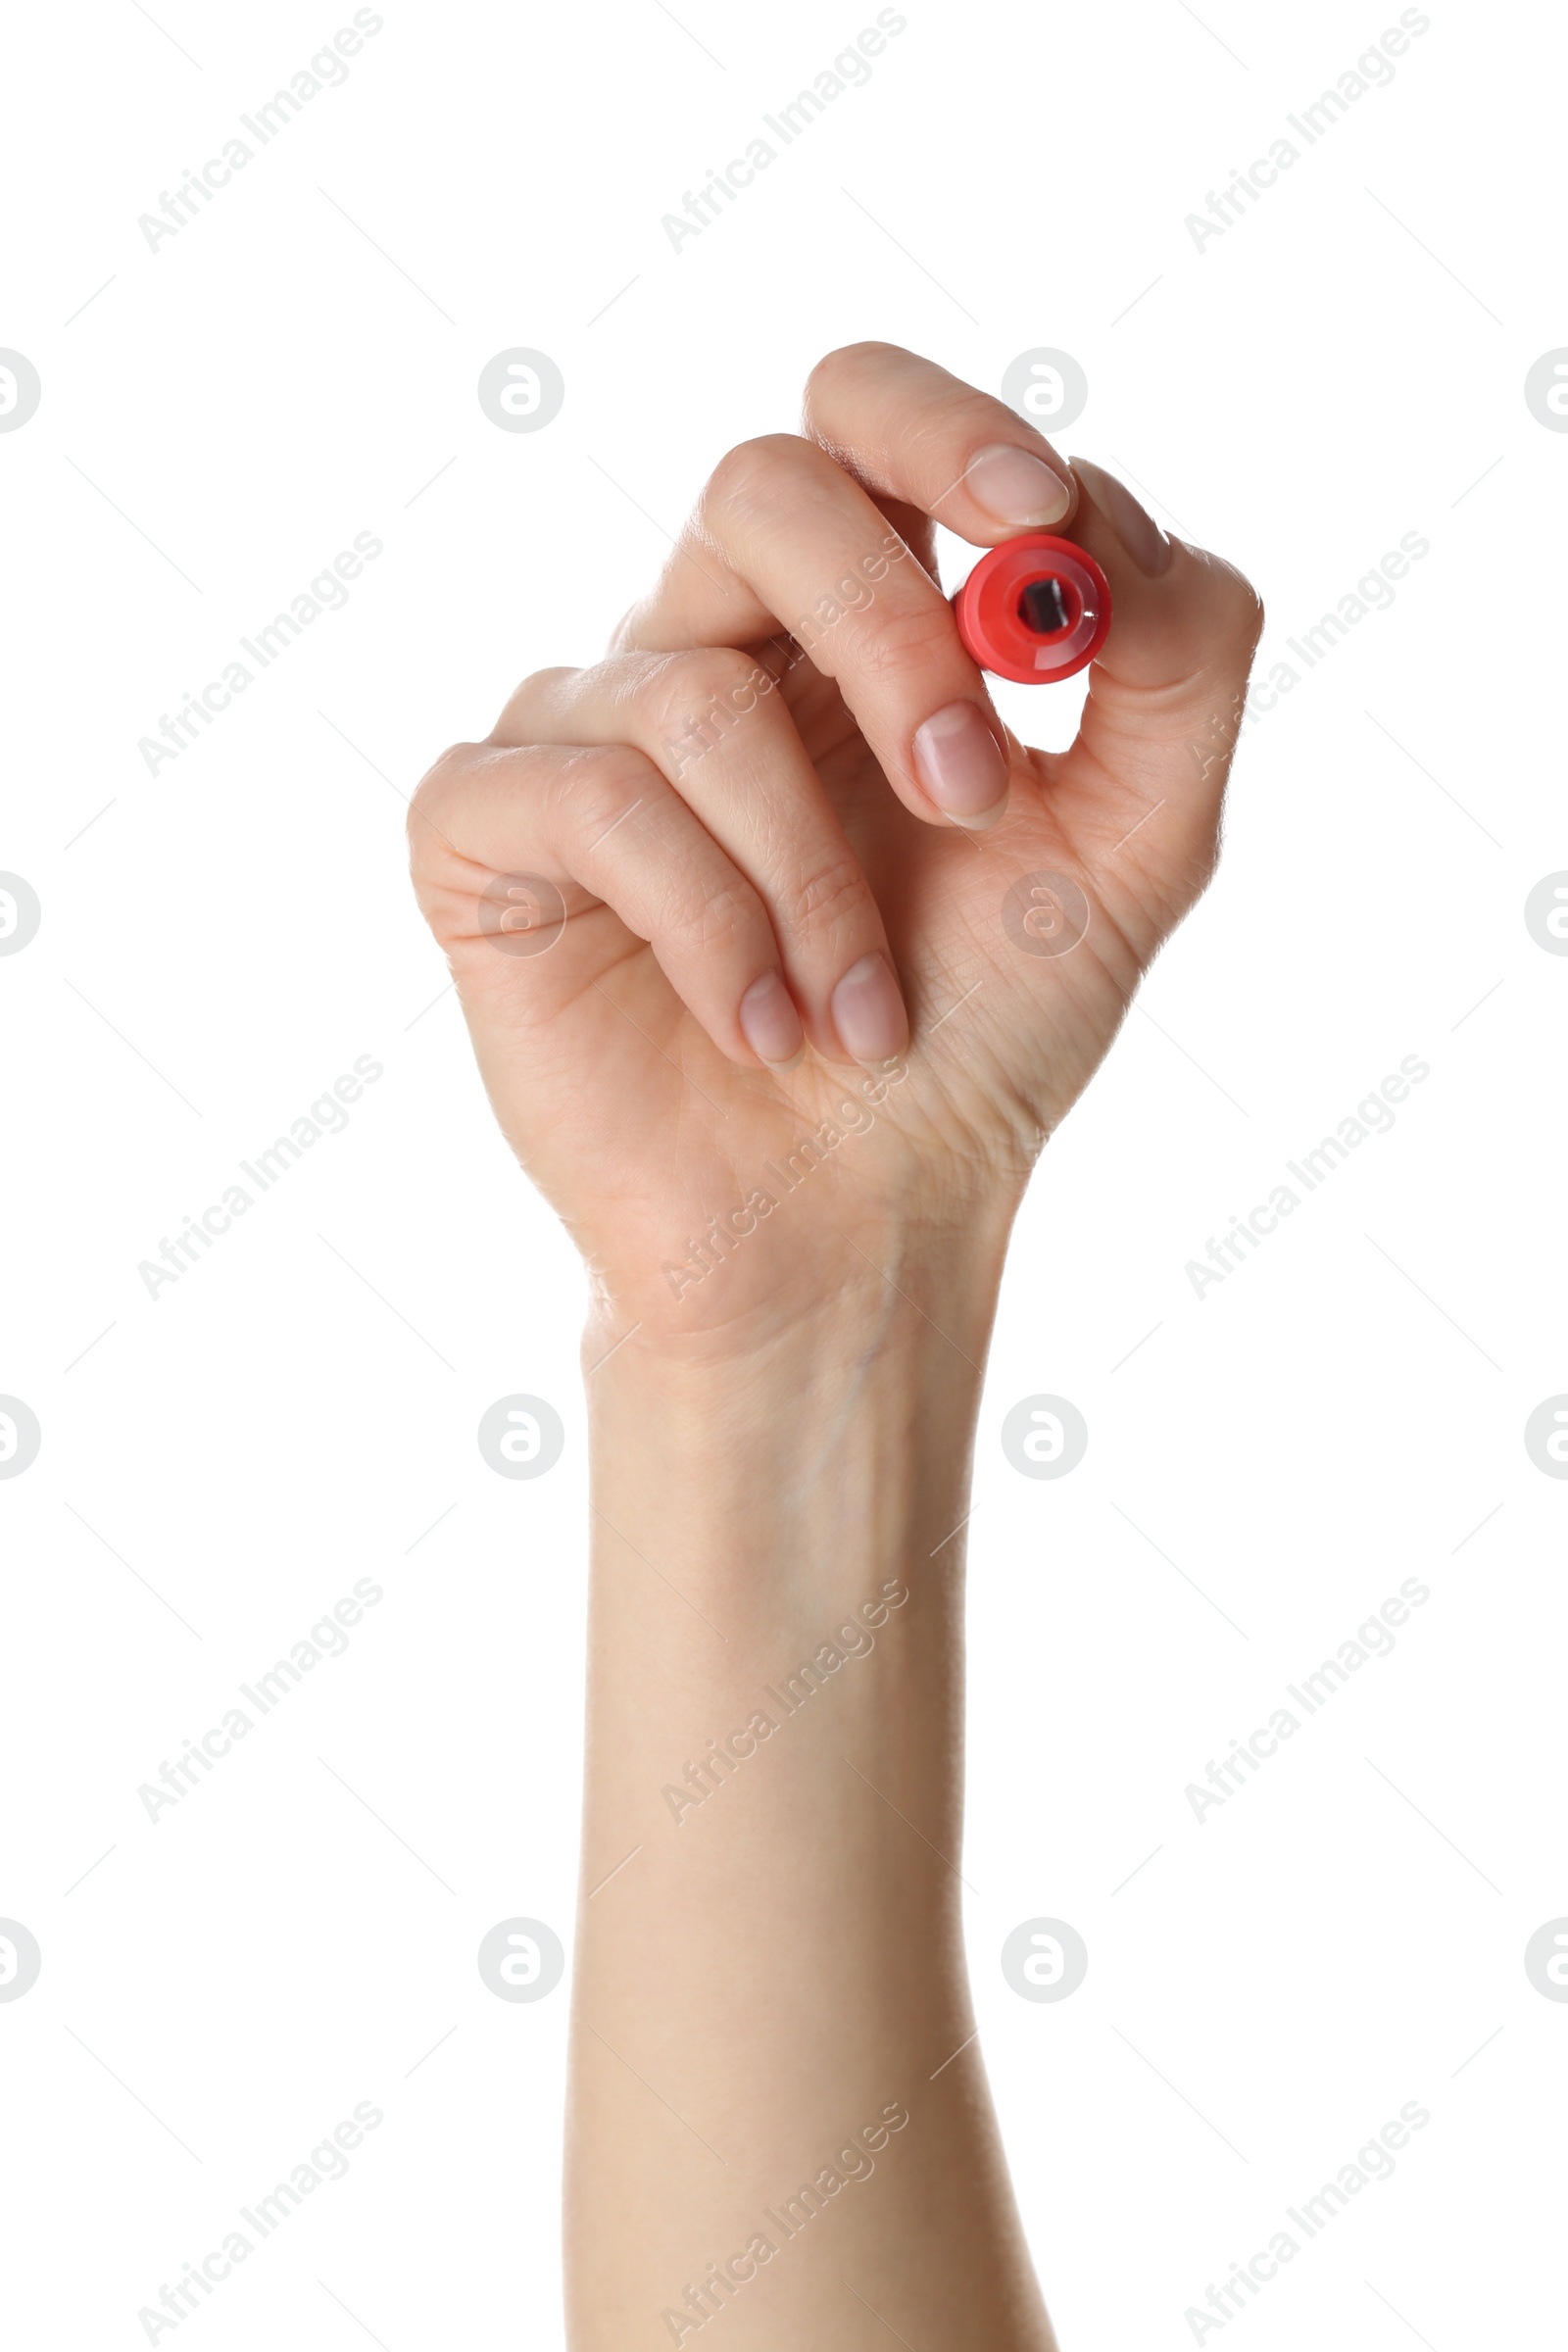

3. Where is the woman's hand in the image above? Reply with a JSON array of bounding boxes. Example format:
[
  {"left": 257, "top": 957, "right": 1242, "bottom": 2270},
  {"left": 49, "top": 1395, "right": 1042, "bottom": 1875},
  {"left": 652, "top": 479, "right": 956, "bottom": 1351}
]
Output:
[
  {"left": 408, "top": 343, "right": 1261, "bottom": 1356},
  {"left": 415, "top": 344, "right": 1266, "bottom": 2345}
]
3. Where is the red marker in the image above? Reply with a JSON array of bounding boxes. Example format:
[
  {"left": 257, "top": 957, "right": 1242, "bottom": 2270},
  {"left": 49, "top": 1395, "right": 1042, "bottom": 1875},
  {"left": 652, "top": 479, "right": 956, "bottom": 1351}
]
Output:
[{"left": 953, "top": 533, "right": 1111, "bottom": 685}]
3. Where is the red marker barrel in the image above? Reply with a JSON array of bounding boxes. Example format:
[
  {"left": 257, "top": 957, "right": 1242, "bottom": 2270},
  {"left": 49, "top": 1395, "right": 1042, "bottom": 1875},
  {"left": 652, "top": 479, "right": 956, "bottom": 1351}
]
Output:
[{"left": 953, "top": 532, "right": 1111, "bottom": 685}]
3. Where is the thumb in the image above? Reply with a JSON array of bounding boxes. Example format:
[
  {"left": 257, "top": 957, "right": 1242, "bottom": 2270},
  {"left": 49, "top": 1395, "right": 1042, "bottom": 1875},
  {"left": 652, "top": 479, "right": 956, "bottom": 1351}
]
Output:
[{"left": 1054, "top": 455, "right": 1263, "bottom": 923}]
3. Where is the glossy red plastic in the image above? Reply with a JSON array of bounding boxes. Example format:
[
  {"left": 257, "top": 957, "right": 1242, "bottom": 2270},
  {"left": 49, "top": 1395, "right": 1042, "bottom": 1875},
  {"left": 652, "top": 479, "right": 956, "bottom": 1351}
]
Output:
[{"left": 952, "top": 533, "right": 1112, "bottom": 685}]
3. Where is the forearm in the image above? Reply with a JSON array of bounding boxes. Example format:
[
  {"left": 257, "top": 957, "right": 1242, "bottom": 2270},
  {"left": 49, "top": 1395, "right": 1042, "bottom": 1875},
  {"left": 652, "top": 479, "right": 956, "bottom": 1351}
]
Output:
[{"left": 564, "top": 1235, "right": 1055, "bottom": 2348}]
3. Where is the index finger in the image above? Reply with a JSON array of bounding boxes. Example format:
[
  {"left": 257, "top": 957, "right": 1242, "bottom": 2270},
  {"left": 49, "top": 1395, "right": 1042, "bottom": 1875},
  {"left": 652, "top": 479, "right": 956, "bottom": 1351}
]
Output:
[{"left": 802, "top": 341, "right": 1081, "bottom": 550}]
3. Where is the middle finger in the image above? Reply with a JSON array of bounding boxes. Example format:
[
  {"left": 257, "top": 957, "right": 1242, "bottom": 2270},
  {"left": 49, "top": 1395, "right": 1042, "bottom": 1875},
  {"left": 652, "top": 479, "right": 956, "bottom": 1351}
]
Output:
[{"left": 493, "top": 648, "right": 909, "bottom": 1064}]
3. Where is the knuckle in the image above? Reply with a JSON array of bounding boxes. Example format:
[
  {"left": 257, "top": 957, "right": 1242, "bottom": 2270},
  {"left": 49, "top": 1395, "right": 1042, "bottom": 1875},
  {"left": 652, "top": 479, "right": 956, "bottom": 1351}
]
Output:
[
  {"left": 514, "top": 663, "right": 579, "bottom": 703},
  {"left": 489, "top": 664, "right": 579, "bottom": 745},
  {"left": 407, "top": 740, "right": 478, "bottom": 855},
  {"left": 701, "top": 433, "right": 808, "bottom": 527},
  {"left": 661, "top": 868, "right": 760, "bottom": 961},
  {"left": 782, "top": 848, "right": 872, "bottom": 941},
  {"left": 557, "top": 741, "right": 654, "bottom": 834},
  {"left": 845, "top": 593, "right": 958, "bottom": 686},
  {"left": 644, "top": 646, "right": 763, "bottom": 740},
  {"left": 1226, "top": 566, "right": 1265, "bottom": 641},
  {"left": 804, "top": 341, "right": 901, "bottom": 414},
  {"left": 606, "top": 600, "right": 646, "bottom": 657},
  {"left": 1200, "top": 549, "right": 1266, "bottom": 645}
]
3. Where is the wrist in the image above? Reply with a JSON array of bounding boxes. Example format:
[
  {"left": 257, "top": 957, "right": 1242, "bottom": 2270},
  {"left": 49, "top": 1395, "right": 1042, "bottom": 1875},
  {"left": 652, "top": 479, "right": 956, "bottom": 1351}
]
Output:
[
  {"left": 581, "top": 1226, "right": 1010, "bottom": 1620},
  {"left": 581, "top": 1201, "right": 1015, "bottom": 1388}
]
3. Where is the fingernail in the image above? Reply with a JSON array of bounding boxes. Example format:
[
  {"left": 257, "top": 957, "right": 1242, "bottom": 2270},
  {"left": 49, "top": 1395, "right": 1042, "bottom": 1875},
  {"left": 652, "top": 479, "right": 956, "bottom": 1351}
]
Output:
[
  {"left": 963, "top": 442, "right": 1073, "bottom": 528},
  {"left": 1068, "top": 455, "right": 1173, "bottom": 576},
  {"left": 739, "top": 970, "right": 806, "bottom": 1068},
  {"left": 831, "top": 952, "right": 908, "bottom": 1064},
  {"left": 912, "top": 700, "right": 1010, "bottom": 828}
]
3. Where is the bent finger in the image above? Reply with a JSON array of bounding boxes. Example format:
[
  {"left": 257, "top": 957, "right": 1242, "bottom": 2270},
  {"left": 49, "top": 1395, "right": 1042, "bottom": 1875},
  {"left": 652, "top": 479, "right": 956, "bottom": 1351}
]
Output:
[
  {"left": 413, "top": 740, "right": 808, "bottom": 1071},
  {"left": 493, "top": 652, "right": 908, "bottom": 1065}
]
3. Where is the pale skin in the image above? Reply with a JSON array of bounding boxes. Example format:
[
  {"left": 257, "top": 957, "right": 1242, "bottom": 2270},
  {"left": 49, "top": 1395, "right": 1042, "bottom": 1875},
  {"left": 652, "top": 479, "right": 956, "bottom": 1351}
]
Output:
[{"left": 409, "top": 344, "right": 1262, "bottom": 2346}]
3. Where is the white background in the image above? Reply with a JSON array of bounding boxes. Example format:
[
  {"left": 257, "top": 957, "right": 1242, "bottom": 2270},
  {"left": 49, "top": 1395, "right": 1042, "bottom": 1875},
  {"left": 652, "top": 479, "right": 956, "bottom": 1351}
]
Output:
[{"left": 3, "top": 0, "right": 1565, "bottom": 2344}]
